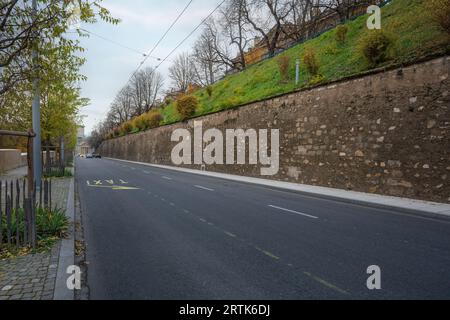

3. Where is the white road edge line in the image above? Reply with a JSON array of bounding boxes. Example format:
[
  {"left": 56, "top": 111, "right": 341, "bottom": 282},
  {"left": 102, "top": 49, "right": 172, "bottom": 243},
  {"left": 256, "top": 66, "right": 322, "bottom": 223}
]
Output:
[
  {"left": 194, "top": 185, "right": 215, "bottom": 192},
  {"left": 268, "top": 205, "right": 319, "bottom": 220}
]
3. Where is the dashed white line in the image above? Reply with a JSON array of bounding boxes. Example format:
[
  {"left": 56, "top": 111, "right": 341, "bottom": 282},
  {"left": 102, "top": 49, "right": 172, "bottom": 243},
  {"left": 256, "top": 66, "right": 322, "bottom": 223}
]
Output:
[
  {"left": 162, "top": 176, "right": 172, "bottom": 180},
  {"left": 194, "top": 185, "right": 215, "bottom": 192},
  {"left": 268, "top": 205, "right": 319, "bottom": 219}
]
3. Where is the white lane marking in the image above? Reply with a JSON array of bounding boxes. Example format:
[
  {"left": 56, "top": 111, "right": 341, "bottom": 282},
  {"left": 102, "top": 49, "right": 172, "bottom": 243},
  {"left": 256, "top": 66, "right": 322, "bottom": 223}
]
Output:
[
  {"left": 194, "top": 185, "right": 215, "bottom": 192},
  {"left": 268, "top": 205, "right": 319, "bottom": 220},
  {"left": 162, "top": 176, "right": 172, "bottom": 180}
]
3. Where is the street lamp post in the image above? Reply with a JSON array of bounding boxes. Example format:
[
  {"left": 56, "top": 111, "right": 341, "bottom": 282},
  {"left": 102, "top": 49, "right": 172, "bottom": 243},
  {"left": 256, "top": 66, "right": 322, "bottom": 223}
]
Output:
[{"left": 32, "top": 0, "right": 42, "bottom": 188}]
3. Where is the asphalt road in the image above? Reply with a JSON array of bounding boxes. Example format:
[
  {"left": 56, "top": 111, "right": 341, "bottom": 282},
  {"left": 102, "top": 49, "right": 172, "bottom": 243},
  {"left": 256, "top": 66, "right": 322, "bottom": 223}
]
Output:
[{"left": 76, "top": 157, "right": 450, "bottom": 300}]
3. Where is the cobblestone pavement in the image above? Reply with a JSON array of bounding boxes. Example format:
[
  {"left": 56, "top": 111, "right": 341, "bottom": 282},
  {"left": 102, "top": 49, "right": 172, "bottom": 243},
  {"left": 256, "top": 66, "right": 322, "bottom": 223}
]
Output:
[
  {"left": 0, "top": 175, "right": 72, "bottom": 301},
  {"left": 0, "top": 243, "right": 60, "bottom": 300}
]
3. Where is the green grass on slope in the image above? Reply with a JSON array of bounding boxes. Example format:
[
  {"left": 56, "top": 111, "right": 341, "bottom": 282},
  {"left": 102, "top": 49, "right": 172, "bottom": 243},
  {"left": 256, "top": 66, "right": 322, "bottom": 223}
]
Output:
[{"left": 161, "top": 0, "right": 449, "bottom": 125}]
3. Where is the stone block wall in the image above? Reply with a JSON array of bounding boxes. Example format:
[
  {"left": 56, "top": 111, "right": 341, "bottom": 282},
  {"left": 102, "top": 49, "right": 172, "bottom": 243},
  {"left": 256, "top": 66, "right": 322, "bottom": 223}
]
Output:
[{"left": 99, "top": 56, "right": 450, "bottom": 203}]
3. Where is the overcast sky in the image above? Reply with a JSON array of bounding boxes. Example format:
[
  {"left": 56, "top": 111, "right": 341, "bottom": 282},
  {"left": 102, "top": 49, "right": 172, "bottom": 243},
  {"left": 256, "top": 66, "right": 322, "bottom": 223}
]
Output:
[{"left": 77, "top": 0, "right": 219, "bottom": 135}]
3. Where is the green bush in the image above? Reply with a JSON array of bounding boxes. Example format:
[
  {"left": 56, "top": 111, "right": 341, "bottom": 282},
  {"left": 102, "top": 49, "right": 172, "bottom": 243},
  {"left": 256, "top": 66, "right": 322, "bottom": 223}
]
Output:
[
  {"left": 176, "top": 95, "right": 198, "bottom": 119},
  {"left": 302, "top": 48, "right": 320, "bottom": 76},
  {"left": 359, "top": 30, "right": 394, "bottom": 67},
  {"left": 335, "top": 25, "right": 349, "bottom": 43},
  {"left": 277, "top": 55, "right": 291, "bottom": 82}
]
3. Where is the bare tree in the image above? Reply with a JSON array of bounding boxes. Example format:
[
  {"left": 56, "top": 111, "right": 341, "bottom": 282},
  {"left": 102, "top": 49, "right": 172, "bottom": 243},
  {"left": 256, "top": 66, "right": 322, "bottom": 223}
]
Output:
[
  {"left": 108, "top": 85, "right": 135, "bottom": 125},
  {"left": 217, "top": 0, "right": 252, "bottom": 70},
  {"left": 242, "top": 0, "right": 294, "bottom": 57},
  {"left": 315, "top": 0, "right": 370, "bottom": 22},
  {"left": 130, "top": 67, "right": 164, "bottom": 115},
  {"left": 281, "top": 0, "right": 322, "bottom": 42},
  {"left": 168, "top": 52, "right": 196, "bottom": 92},
  {"left": 191, "top": 27, "right": 224, "bottom": 86}
]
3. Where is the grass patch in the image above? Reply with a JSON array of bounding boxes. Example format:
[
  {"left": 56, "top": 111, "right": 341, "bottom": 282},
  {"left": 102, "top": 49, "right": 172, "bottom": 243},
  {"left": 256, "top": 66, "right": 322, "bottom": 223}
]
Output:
[
  {"left": 118, "top": 0, "right": 449, "bottom": 133},
  {"left": 43, "top": 169, "right": 73, "bottom": 178}
]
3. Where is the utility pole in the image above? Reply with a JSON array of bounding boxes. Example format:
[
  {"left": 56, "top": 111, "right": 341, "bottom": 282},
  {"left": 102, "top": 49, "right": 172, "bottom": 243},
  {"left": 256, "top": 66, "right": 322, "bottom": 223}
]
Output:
[{"left": 32, "top": 0, "right": 42, "bottom": 188}]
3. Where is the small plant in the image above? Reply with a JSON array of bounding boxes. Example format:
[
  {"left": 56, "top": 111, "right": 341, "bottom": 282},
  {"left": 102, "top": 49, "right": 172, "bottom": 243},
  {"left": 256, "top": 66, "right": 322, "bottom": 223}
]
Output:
[
  {"left": 206, "top": 85, "right": 213, "bottom": 97},
  {"left": 359, "top": 30, "right": 394, "bottom": 67},
  {"left": 426, "top": 0, "right": 450, "bottom": 34},
  {"left": 309, "top": 74, "right": 326, "bottom": 86},
  {"left": 277, "top": 55, "right": 291, "bottom": 83},
  {"left": 335, "top": 25, "right": 349, "bottom": 43},
  {"left": 36, "top": 207, "right": 69, "bottom": 239},
  {"left": 302, "top": 48, "right": 319, "bottom": 77},
  {"left": 113, "top": 128, "right": 120, "bottom": 137},
  {"left": 176, "top": 95, "right": 198, "bottom": 120}
]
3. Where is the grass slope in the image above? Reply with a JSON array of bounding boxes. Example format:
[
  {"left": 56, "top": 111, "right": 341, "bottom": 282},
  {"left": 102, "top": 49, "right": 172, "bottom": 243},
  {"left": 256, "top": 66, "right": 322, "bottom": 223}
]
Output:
[{"left": 160, "top": 0, "right": 449, "bottom": 125}]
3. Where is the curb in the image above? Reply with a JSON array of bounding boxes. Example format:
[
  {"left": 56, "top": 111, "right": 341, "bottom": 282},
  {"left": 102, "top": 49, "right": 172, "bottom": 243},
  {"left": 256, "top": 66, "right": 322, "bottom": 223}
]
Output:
[
  {"left": 53, "top": 177, "right": 75, "bottom": 300},
  {"left": 106, "top": 158, "right": 450, "bottom": 218}
]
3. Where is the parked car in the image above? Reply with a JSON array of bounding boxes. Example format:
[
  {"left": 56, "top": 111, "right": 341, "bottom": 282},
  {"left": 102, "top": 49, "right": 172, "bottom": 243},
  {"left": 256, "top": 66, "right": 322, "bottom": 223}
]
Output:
[
  {"left": 86, "top": 154, "right": 93, "bottom": 159},
  {"left": 93, "top": 154, "right": 102, "bottom": 159}
]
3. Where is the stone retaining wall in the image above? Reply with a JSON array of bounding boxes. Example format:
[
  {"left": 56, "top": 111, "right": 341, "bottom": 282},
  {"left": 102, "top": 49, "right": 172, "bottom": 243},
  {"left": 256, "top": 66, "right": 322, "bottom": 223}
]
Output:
[{"left": 99, "top": 56, "right": 450, "bottom": 203}]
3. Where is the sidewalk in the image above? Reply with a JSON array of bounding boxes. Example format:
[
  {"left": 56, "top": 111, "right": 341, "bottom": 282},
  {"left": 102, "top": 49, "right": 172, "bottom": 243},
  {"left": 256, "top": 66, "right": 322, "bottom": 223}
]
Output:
[{"left": 0, "top": 169, "right": 74, "bottom": 300}]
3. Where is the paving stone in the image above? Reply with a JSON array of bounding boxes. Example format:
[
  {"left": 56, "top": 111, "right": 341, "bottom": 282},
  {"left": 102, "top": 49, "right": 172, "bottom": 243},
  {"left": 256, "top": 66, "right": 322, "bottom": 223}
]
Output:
[{"left": 0, "top": 178, "right": 70, "bottom": 300}]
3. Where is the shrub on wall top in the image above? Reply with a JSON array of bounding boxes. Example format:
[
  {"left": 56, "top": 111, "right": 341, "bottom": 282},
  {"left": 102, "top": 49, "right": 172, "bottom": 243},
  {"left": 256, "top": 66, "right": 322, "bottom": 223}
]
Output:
[
  {"left": 359, "top": 30, "right": 395, "bottom": 67},
  {"left": 335, "top": 25, "right": 349, "bottom": 44},
  {"left": 121, "top": 122, "right": 134, "bottom": 134},
  {"left": 427, "top": 0, "right": 450, "bottom": 34},
  {"left": 145, "top": 110, "right": 163, "bottom": 128},
  {"left": 277, "top": 55, "right": 291, "bottom": 83},
  {"left": 176, "top": 95, "right": 198, "bottom": 120},
  {"left": 302, "top": 48, "right": 320, "bottom": 77}
]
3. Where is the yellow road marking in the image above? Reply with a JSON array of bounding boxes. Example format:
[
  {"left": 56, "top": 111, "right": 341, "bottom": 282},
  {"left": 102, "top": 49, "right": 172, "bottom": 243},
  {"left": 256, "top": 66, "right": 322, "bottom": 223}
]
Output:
[
  {"left": 255, "top": 247, "right": 280, "bottom": 260},
  {"left": 303, "top": 272, "right": 349, "bottom": 295},
  {"left": 87, "top": 185, "right": 140, "bottom": 191},
  {"left": 224, "top": 231, "right": 237, "bottom": 238}
]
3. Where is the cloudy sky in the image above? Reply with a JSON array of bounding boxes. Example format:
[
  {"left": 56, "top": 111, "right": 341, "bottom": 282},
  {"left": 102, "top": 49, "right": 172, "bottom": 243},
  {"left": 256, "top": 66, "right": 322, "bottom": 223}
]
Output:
[{"left": 76, "top": 0, "right": 220, "bottom": 135}]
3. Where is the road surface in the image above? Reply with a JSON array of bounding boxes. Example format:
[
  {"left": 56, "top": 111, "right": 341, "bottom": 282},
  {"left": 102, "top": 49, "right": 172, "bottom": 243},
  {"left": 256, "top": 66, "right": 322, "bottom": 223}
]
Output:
[{"left": 75, "top": 158, "right": 450, "bottom": 300}]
